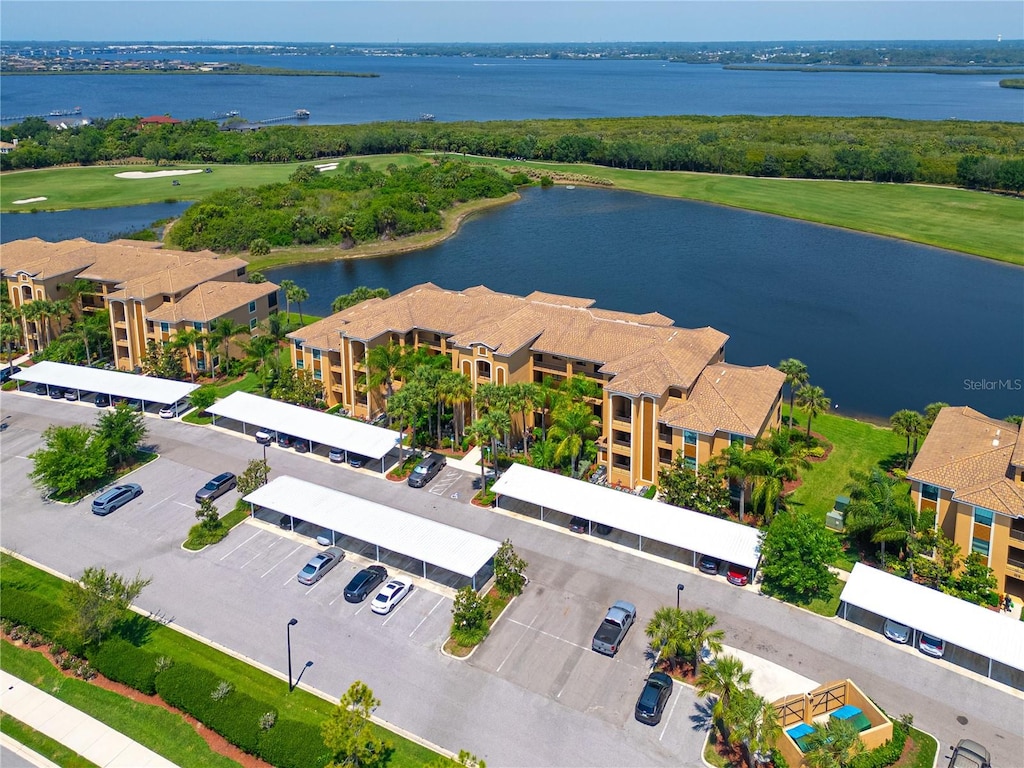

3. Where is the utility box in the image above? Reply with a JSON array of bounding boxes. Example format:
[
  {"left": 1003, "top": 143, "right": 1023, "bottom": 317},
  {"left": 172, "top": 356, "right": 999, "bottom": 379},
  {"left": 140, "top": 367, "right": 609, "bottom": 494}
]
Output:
[{"left": 826, "top": 495, "right": 849, "bottom": 532}]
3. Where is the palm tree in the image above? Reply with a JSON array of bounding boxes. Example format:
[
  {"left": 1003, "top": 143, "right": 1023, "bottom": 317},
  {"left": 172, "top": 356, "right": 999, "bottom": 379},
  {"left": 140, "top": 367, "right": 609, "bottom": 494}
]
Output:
[
  {"left": 923, "top": 402, "right": 949, "bottom": 429},
  {"left": 844, "top": 466, "right": 917, "bottom": 566},
  {"left": 208, "top": 317, "right": 248, "bottom": 376},
  {"left": 889, "top": 409, "right": 925, "bottom": 470},
  {"left": 365, "top": 341, "right": 408, "bottom": 417},
  {"left": 467, "top": 413, "right": 501, "bottom": 486},
  {"left": 170, "top": 327, "right": 205, "bottom": 383},
  {"left": 438, "top": 371, "right": 472, "bottom": 449},
  {"left": 727, "top": 689, "right": 782, "bottom": 768},
  {"left": 550, "top": 401, "right": 600, "bottom": 477},
  {"left": 795, "top": 384, "right": 830, "bottom": 438},
  {"left": 49, "top": 298, "right": 73, "bottom": 336},
  {"left": 510, "top": 381, "right": 542, "bottom": 454},
  {"left": 644, "top": 607, "right": 687, "bottom": 672},
  {"left": 778, "top": 358, "right": 809, "bottom": 433},
  {"left": 410, "top": 364, "right": 443, "bottom": 443},
  {"left": 242, "top": 333, "right": 280, "bottom": 394},
  {"left": 59, "top": 278, "right": 97, "bottom": 363},
  {"left": 715, "top": 441, "right": 756, "bottom": 522},
  {"left": 287, "top": 283, "right": 310, "bottom": 325},
  {"left": 387, "top": 385, "right": 421, "bottom": 465},
  {"left": 279, "top": 279, "right": 296, "bottom": 323},
  {"left": 681, "top": 608, "right": 725, "bottom": 675},
  {"left": 803, "top": 718, "right": 865, "bottom": 768},
  {"left": 745, "top": 432, "right": 810, "bottom": 521},
  {"left": 696, "top": 655, "right": 752, "bottom": 739}
]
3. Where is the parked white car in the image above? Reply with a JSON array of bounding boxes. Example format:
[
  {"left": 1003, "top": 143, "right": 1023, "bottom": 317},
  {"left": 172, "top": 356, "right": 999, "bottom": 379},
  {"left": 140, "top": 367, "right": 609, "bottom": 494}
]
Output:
[{"left": 371, "top": 579, "right": 411, "bottom": 615}]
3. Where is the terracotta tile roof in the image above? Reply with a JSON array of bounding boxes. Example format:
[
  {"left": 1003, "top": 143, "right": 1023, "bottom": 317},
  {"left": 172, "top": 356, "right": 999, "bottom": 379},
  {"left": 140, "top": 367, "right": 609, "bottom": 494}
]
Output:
[
  {"left": 909, "top": 406, "right": 1022, "bottom": 517},
  {"left": 0, "top": 238, "right": 98, "bottom": 279},
  {"left": 524, "top": 290, "right": 595, "bottom": 308},
  {"left": 659, "top": 363, "right": 785, "bottom": 436},
  {"left": 147, "top": 281, "right": 279, "bottom": 323},
  {"left": 108, "top": 255, "right": 248, "bottom": 301},
  {"left": 1012, "top": 430, "right": 1024, "bottom": 470}
]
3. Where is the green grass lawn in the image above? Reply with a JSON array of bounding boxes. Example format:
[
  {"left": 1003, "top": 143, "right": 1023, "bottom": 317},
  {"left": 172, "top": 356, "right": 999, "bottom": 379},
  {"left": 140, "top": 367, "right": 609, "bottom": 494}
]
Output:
[
  {"left": 0, "top": 554, "right": 441, "bottom": 767},
  {"left": 1, "top": 712, "right": 100, "bottom": 768},
  {"left": 1, "top": 641, "right": 241, "bottom": 768},
  {"left": 2, "top": 155, "right": 1019, "bottom": 264}
]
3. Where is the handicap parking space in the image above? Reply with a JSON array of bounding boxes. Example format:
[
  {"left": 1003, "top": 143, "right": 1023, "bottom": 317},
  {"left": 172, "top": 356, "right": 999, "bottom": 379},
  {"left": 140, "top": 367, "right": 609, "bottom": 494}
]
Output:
[{"left": 424, "top": 467, "right": 476, "bottom": 503}]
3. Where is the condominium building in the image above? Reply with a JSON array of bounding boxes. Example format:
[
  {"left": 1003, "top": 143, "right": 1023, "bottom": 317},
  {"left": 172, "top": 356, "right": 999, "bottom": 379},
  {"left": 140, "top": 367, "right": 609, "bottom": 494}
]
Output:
[
  {"left": 1, "top": 237, "right": 279, "bottom": 375},
  {"left": 907, "top": 406, "right": 1024, "bottom": 600},
  {"left": 288, "top": 282, "right": 784, "bottom": 489}
]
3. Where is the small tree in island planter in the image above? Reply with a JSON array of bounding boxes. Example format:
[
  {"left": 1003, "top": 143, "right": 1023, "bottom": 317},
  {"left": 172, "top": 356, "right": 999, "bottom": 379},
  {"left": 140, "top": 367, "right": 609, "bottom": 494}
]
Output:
[
  {"left": 492, "top": 539, "right": 528, "bottom": 599},
  {"left": 445, "top": 587, "right": 493, "bottom": 656}
]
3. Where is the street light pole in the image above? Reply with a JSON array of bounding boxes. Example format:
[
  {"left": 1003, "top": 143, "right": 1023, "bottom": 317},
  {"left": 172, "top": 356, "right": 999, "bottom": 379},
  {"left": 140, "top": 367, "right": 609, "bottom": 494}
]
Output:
[
  {"left": 676, "top": 583, "right": 685, "bottom": 611},
  {"left": 286, "top": 618, "right": 297, "bottom": 691}
]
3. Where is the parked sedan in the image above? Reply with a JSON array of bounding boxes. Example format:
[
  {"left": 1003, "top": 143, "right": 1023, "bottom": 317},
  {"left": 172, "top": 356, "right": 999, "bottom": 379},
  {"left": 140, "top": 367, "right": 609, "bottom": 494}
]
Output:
[
  {"left": 344, "top": 565, "right": 388, "bottom": 603},
  {"left": 195, "top": 472, "right": 237, "bottom": 503},
  {"left": 33, "top": 382, "right": 48, "bottom": 395},
  {"left": 882, "top": 618, "right": 911, "bottom": 644},
  {"left": 569, "top": 516, "right": 589, "bottom": 533},
  {"left": 919, "top": 633, "right": 945, "bottom": 658},
  {"left": 371, "top": 579, "right": 411, "bottom": 615},
  {"left": 293, "top": 440, "right": 309, "bottom": 454},
  {"left": 48, "top": 387, "right": 66, "bottom": 399},
  {"left": 94, "top": 393, "right": 111, "bottom": 408},
  {"left": 297, "top": 546, "right": 345, "bottom": 585},
  {"left": 329, "top": 447, "right": 345, "bottom": 463},
  {"left": 634, "top": 671, "right": 673, "bottom": 725},
  {"left": 63, "top": 389, "right": 79, "bottom": 401},
  {"left": 699, "top": 555, "right": 722, "bottom": 575},
  {"left": 726, "top": 565, "right": 750, "bottom": 586},
  {"left": 278, "top": 434, "right": 294, "bottom": 448}
]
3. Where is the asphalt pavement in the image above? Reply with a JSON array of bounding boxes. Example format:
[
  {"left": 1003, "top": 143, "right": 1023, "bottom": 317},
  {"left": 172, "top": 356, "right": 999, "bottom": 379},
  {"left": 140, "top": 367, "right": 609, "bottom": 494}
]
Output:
[{"left": 1, "top": 391, "right": 1021, "bottom": 768}]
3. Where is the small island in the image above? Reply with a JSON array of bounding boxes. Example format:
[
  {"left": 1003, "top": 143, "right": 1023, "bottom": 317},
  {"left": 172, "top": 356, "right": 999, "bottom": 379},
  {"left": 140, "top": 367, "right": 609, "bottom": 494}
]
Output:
[{"left": 0, "top": 54, "right": 378, "bottom": 77}]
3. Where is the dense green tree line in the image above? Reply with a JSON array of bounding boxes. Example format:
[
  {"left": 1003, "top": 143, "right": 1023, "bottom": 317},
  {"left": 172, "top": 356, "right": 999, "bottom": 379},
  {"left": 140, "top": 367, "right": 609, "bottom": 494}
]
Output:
[
  {"left": 165, "top": 159, "right": 514, "bottom": 252},
  {"left": 3, "top": 113, "right": 1023, "bottom": 191}
]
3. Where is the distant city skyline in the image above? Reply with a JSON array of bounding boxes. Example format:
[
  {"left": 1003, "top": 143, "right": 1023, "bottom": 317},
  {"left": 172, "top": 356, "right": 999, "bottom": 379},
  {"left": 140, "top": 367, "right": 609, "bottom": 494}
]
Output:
[{"left": 2, "top": 1, "right": 1021, "bottom": 44}]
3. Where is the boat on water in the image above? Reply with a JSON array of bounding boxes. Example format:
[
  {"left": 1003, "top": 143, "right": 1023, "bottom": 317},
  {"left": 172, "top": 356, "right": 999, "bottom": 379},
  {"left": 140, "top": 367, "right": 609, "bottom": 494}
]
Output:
[
  {"left": 49, "top": 106, "right": 82, "bottom": 117},
  {"left": 294, "top": 109, "right": 310, "bottom": 119},
  {"left": 419, "top": 113, "right": 436, "bottom": 122}
]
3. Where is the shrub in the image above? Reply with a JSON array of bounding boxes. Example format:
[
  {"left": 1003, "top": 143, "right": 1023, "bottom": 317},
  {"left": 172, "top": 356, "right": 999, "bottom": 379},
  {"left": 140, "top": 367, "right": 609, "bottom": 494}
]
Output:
[
  {"left": 849, "top": 722, "right": 908, "bottom": 768},
  {"left": 258, "top": 718, "right": 330, "bottom": 768},
  {"left": 155, "top": 661, "right": 220, "bottom": 722},
  {"left": 203, "top": 689, "right": 267, "bottom": 755},
  {"left": 87, "top": 636, "right": 159, "bottom": 694},
  {"left": 0, "top": 590, "right": 63, "bottom": 636}
]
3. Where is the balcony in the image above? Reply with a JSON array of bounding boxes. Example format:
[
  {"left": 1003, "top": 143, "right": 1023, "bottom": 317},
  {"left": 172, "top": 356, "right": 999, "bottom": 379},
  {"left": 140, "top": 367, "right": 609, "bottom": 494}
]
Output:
[
  {"left": 658, "top": 429, "right": 674, "bottom": 445},
  {"left": 532, "top": 357, "right": 567, "bottom": 375},
  {"left": 1009, "top": 528, "right": 1024, "bottom": 543}
]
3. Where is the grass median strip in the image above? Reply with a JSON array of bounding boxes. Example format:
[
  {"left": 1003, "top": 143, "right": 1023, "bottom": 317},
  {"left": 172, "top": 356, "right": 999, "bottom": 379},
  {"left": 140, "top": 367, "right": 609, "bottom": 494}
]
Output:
[{"left": 0, "top": 711, "right": 100, "bottom": 768}]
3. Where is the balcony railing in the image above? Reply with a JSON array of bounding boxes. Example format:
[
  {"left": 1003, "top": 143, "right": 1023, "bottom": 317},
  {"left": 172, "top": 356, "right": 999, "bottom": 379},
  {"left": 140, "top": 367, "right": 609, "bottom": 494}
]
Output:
[{"left": 1009, "top": 528, "right": 1024, "bottom": 543}]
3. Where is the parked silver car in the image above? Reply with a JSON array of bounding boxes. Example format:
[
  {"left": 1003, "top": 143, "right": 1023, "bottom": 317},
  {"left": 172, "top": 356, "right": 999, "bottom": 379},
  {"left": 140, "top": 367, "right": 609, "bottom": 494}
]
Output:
[{"left": 297, "top": 546, "right": 345, "bottom": 585}]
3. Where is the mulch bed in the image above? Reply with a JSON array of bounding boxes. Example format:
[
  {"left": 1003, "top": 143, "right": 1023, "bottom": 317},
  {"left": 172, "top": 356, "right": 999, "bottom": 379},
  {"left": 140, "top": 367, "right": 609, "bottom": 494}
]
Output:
[{"left": 3, "top": 632, "right": 269, "bottom": 768}]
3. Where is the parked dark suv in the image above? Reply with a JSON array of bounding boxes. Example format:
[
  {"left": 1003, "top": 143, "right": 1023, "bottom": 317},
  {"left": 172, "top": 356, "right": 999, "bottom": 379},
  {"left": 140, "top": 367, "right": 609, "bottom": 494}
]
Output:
[
  {"left": 344, "top": 565, "right": 388, "bottom": 603},
  {"left": 407, "top": 453, "right": 446, "bottom": 488},
  {"left": 195, "top": 472, "right": 237, "bottom": 503}
]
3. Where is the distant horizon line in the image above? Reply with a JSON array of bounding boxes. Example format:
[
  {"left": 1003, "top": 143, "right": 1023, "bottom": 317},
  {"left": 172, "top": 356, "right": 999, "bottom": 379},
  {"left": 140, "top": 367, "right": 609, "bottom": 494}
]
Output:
[{"left": 4, "top": 38, "right": 1022, "bottom": 45}]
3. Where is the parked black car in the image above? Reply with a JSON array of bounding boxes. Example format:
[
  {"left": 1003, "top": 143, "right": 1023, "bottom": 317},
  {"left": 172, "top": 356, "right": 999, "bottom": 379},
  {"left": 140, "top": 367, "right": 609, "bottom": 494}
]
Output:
[
  {"left": 0, "top": 366, "right": 21, "bottom": 383},
  {"left": 344, "top": 565, "right": 388, "bottom": 603},
  {"left": 48, "top": 386, "right": 66, "bottom": 399},
  {"left": 634, "top": 672, "right": 673, "bottom": 725},
  {"left": 94, "top": 393, "right": 111, "bottom": 408},
  {"left": 33, "top": 382, "right": 48, "bottom": 395},
  {"left": 698, "top": 555, "right": 722, "bottom": 575}
]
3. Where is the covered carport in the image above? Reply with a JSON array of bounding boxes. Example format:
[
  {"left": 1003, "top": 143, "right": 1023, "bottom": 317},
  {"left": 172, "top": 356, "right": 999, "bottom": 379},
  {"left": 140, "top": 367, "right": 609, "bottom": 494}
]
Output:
[
  {"left": 11, "top": 360, "right": 198, "bottom": 410},
  {"left": 207, "top": 391, "right": 401, "bottom": 472},
  {"left": 244, "top": 475, "right": 500, "bottom": 591},
  {"left": 491, "top": 463, "right": 762, "bottom": 577},
  {"left": 839, "top": 562, "right": 1024, "bottom": 688}
]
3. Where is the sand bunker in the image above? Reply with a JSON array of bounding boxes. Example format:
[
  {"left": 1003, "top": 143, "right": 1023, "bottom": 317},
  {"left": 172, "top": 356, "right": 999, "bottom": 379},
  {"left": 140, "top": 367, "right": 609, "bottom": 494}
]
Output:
[
  {"left": 315, "top": 163, "right": 339, "bottom": 172},
  {"left": 115, "top": 169, "right": 205, "bottom": 179},
  {"left": 12, "top": 197, "right": 48, "bottom": 205}
]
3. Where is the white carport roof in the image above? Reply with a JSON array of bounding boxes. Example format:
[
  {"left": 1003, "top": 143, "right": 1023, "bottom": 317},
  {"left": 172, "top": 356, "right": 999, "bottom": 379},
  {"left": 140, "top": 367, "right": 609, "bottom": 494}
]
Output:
[
  {"left": 12, "top": 361, "right": 198, "bottom": 404},
  {"left": 491, "top": 463, "right": 762, "bottom": 570},
  {"left": 207, "top": 391, "right": 400, "bottom": 460},
  {"left": 244, "top": 475, "right": 499, "bottom": 578},
  {"left": 840, "top": 562, "right": 1024, "bottom": 672}
]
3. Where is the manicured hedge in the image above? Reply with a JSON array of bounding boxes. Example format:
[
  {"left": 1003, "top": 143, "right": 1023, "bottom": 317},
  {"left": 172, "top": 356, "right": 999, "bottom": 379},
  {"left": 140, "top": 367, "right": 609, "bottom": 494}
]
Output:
[
  {"left": 850, "top": 723, "right": 908, "bottom": 768},
  {"left": 154, "top": 661, "right": 220, "bottom": 717},
  {"left": 258, "top": 718, "right": 330, "bottom": 768},
  {"left": 87, "top": 637, "right": 159, "bottom": 695},
  {"left": 203, "top": 690, "right": 268, "bottom": 756},
  {"left": 0, "top": 590, "right": 64, "bottom": 635}
]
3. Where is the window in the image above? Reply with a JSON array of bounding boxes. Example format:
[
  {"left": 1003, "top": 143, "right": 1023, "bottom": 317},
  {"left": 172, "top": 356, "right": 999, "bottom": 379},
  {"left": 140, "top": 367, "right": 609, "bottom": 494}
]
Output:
[
  {"left": 236, "top": 267, "right": 246, "bottom": 277},
  {"left": 314, "top": 369, "right": 322, "bottom": 380},
  {"left": 684, "top": 430, "right": 698, "bottom": 446},
  {"left": 249, "top": 318, "right": 258, "bottom": 330},
  {"left": 248, "top": 301, "right": 256, "bottom": 313},
  {"left": 294, "top": 340, "right": 303, "bottom": 351},
  {"left": 197, "top": 358, "right": 206, "bottom": 371},
  {"left": 922, "top": 484, "right": 939, "bottom": 501},
  {"left": 296, "top": 357, "right": 304, "bottom": 369},
  {"left": 684, "top": 456, "right": 697, "bottom": 471},
  {"left": 268, "top": 292, "right": 278, "bottom": 308},
  {"left": 160, "top": 322, "right": 169, "bottom": 333},
  {"left": 971, "top": 537, "right": 990, "bottom": 557},
  {"left": 312, "top": 349, "right": 321, "bottom": 360},
  {"left": 974, "top": 508, "right": 994, "bottom": 526},
  {"left": 193, "top": 322, "right": 203, "bottom": 331},
  {"left": 730, "top": 434, "right": 745, "bottom": 448}
]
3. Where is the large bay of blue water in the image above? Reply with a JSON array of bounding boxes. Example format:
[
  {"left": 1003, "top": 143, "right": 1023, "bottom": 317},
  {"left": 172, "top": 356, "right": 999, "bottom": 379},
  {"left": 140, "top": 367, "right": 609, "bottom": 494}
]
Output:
[
  {"left": 3, "top": 55, "right": 1022, "bottom": 123},
  {"left": 3, "top": 54, "right": 1022, "bottom": 420}
]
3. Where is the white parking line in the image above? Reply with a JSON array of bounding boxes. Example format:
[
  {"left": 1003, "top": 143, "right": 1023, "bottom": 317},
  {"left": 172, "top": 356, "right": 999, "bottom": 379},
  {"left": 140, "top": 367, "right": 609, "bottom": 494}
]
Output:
[
  {"left": 329, "top": 589, "right": 349, "bottom": 606},
  {"left": 240, "top": 550, "right": 265, "bottom": 569},
  {"left": 411, "top": 596, "right": 445, "bottom": 637},
  {"left": 497, "top": 611, "right": 541, "bottom": 673},
  {"left": 505, "top": 618, "right": 590, "bottom": 651},
  {"left": 220, "top": 529, "right": 262, "bottom": 561},
  {"left": 381, "top": 590, "right": 414, "bottom": 626},
  {"left": 173, "top": 501, "right": 192, "bottom": 509},
  {"left": 658, "top": 687, "right": 682, "bottom": 741},
  {"left": 147, "top": 494, "right": 175, "bottom": 511},
  {"left": 261, "top": 544, "right": 304, "bottom": 578}
]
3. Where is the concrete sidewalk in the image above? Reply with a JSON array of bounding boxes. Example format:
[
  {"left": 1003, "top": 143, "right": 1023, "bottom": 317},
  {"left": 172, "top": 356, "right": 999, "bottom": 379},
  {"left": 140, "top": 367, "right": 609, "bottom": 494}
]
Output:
[
  {"left": 0, "top": 671, "right": 178, "bottom": 768},
  {"left": 446, "top": 445, "right": 484, "bottom": 474}
]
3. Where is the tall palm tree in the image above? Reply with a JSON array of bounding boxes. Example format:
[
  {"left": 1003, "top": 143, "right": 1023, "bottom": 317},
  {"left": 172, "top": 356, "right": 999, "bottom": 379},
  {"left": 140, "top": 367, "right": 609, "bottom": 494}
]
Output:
[
  {"left": 49, "top": 298, "right": 73, "bottom": 336},
  {"left": 208, "top": 317, "right": 249, "bottom": 376},
  {"left": 889, "top": 409, "right": 925, "bottom": 470},
  {"left": 727, "top": 689, "right": 782, "bottom": 768},
  {"left": 59, "top": 278, "right": 97, "bottom": 364},
  {"left": 681, "top": 608, "right": 725, "bottom": 675},
  {"left": 279, "top": 279, "right": 296, "bottom": 323},
  {"left": 923, "top": 402, "right": 949, "bottom": 429},
  {"left": 438, "top": 370, "right": 472, "bottom": 448},
  {"left": 509, "top": 381, "right": 542, "bottom": 454},
  {"left": 844, "top": 466, "right": 917, "bottom": 566},
  {"left": 366, "top": 341, "right": 407, "bottom": 410},
  {"left": 715, "top": 441, "right": 756, "bottom": 522},
  {"left": 20, "top": 300, "right": 47, "bottom": 351},
  {"left": 795, "top": 384, "right": 830, "bottom": 438},
  {"left": 387, "top": 385, "right": 420, "bottom": 465},
  {"left": 170, "top": 327, "right": 205, "bottom": 383},
  {"left": 242, "top": 333, "right": 280, "bottom": 394},
  {"left": 696, "top": 655, "right": 752, "bottom": 739},
  {"left": 287, "top": 283, "right": 310, "bottom": 325},
  {"left": 778, "top": 358, "right": 809, "bottom": 433},
  {"left": 550, "top": 401, "right": 600, "bottom": 477},
  {"left": 644, "top": 607, "right": 687, "bottom": 672},
  {"left": 467, "top": 413, "right": 501, "bottom": 485},
  {"left": 410, "top": 364, "right": 443, "bottom": 443}
]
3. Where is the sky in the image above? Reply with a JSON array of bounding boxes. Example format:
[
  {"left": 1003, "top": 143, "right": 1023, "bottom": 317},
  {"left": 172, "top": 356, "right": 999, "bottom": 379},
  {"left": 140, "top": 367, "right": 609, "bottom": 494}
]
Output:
[{"left": 1, "top": 1, "right": 1021, "bottom": 44}]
